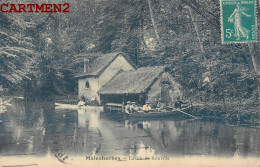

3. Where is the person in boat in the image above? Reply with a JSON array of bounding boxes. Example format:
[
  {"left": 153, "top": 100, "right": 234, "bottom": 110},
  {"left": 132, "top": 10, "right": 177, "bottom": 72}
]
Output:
[
  {"left": 156, "top": 101, "right": 165, "bottom": 112},
  {"left": 130, "top": 102, "right": 139, "bottom": 113},
  {"left": 90, "top": 97, "right": 98, "bottom": 105},
  {"left": 78, "top": 100, "right": 85, "bottom": 106},
  {"left": 143, "top": 101, "right": 151, "bottom": 113},
  {"left": 125, "top": 101, "right": 131, "bottom": 114},
  {"left": 174, "top": 97, "right": 188, "bottom": 109}
]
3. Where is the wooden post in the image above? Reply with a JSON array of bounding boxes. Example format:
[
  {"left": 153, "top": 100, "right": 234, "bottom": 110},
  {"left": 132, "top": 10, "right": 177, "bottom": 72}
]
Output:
[{"left": 122, "top": 95, "right": 125, "bottom": 105}]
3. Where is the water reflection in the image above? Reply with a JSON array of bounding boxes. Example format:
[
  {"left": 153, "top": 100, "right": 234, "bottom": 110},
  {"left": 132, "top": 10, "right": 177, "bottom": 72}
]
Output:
[
  {"left": 129, "top": 141, "right": 156, "bottom": 159},
  {"left": 78, "top": 108, "right": 101, "bottom": 129},
  {"left": 0, "top": 101, "right": 259, "bottom": 158}
]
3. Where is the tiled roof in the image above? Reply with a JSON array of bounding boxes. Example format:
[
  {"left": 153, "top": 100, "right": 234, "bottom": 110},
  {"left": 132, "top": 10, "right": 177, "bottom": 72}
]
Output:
[
  {"left": 98, "top": 66, "right": 165, "bottom": 94},
  {"left": 75, "top": 52, "right": 137, "bottom": 78}
]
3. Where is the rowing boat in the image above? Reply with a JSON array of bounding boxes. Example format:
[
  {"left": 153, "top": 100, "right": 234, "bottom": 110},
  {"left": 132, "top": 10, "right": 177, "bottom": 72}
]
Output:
[
  {"left": 55, "top": 102, "right": 104, "bottom": 110},
  {"left": 124, "top": 107, "right": 192, "bottom": 118}
]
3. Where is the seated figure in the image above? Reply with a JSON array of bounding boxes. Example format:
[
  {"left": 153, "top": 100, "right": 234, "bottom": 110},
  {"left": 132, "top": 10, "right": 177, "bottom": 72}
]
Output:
[
  {"left": 130, "top": 102, "right": 139, "bottom": 113},
  {"left": 125, "top": 101, "right": 131, "bottom": 114},
  {"left": 174, "top": 97, "right": 188, "bottom": 109},
  {"left": 156, "top": 101, "right": 164, "bottom": 112},
  {"left": 143, "top": 102, "right": 151, "bottom": 113}
]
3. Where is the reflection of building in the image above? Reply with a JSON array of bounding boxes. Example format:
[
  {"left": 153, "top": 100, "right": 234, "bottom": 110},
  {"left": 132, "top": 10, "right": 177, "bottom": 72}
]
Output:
[
  {"left": 129, "top": 141, "right": 156, "bottom": 159},
  {"left": 77, "top": 108, "right": 101, "bottom": 129},
  {"left": 76, "top": 52, "right": 182, "bottom": 105}
]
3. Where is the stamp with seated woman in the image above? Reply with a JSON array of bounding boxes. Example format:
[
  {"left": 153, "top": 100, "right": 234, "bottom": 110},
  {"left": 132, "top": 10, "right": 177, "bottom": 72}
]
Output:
[{"left": 220, "top": 0, "right": 257, "bottom": 43}]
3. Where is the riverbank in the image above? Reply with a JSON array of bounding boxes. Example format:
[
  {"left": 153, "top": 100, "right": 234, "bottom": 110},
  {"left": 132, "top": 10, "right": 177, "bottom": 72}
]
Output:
[{"left": 188, "top": 102, "right": 259, "bottom": 127}]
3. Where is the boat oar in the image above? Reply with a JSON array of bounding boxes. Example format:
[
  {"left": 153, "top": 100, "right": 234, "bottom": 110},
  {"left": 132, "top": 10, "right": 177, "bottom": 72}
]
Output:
[
  {"left": 177, "top": 107, "right": 199, "bottom": 119},
  {"left": 0, "top": 98, "right": 12, "bottom": 106}
]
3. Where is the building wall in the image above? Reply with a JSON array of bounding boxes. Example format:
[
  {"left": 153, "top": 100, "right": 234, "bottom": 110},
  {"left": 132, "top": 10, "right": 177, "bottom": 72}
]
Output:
[
  {"left": 78, "top": 77, "right": 100, "bottom": 102},
  {"left": 100, "top": 94, "right": 141, "bottom": 105},
  {"left": 78, "top": 54, "right": 135, "bottom": 105},
  {"left": 147, "top": 78, "right": 161, "bottom": 106},
  {"left": 99, "top": 54, "right": 135, "bottom": 87},
  {"left": 147, "top": 72, "right": 182, "bottom": 106}
]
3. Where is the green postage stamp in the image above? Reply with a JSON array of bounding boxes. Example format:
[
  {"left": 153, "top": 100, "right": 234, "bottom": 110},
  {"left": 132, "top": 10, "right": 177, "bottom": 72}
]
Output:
[{"left": 220, "top": 0, "right": 257, "bottom": 43}]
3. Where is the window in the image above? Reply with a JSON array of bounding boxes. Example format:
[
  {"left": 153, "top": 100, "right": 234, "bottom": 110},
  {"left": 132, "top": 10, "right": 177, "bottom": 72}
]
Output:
[
  {"left": 85, "top": 81, "right": 90, "bottom": 88},
  {"left": 161, "top": 81, "right": 171, "bottom": 85}
]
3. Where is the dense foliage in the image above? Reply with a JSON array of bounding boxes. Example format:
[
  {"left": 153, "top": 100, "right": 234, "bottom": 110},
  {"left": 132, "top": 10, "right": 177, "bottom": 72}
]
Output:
[{"left": 0, "top": 0, "right": 259, "bottom": 114}]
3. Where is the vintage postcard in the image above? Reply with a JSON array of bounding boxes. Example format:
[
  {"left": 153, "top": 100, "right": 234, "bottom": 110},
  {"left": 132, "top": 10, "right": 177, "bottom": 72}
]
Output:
[{"left": 0, "top": 0, "right": 259, "bottom": 167}]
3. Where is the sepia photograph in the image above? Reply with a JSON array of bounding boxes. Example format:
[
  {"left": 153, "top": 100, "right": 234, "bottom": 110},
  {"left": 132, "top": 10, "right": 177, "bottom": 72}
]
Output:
[{"left": 0, "top": 0, "right": 259, "bottom": 166}]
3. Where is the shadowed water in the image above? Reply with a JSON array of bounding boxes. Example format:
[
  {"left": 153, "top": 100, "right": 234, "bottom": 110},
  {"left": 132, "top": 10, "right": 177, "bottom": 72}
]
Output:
[{"left": 0, "top": 101, "right": 259, "bottom": 159}]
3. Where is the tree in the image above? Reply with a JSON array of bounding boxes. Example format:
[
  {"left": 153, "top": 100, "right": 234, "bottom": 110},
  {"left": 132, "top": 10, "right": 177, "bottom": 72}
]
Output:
[{"left": 0, "top": 13, "right": 38, "bottom": 95}]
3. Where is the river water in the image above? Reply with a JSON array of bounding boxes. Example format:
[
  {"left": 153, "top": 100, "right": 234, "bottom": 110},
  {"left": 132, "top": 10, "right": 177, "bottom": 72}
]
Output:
[{"left": 0, "top": 101, "right": 259, "bottom": 160}]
